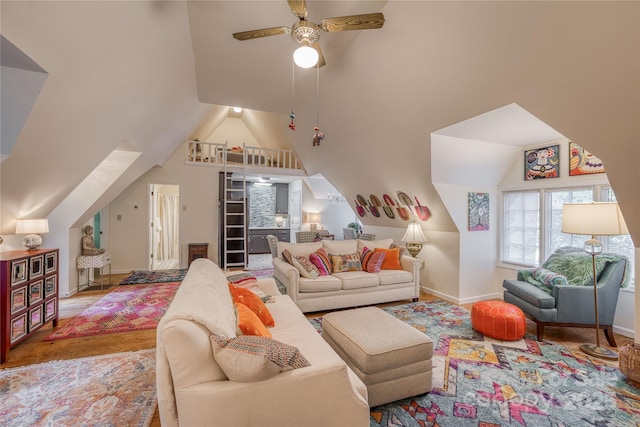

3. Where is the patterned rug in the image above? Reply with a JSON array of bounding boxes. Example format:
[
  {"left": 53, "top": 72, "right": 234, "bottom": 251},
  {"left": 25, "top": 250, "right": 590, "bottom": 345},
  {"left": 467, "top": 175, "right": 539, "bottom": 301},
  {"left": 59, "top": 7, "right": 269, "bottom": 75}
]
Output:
[
  {"left": 120, "top": 268, "right": 186, "bottom": 285},
  {"left": 310, "top": 300, "right": 640, "bottom": 426},
  {"left": 46, "top": 282, "right": 179, "bottom": 340},
  {"left": 0, "top": 349, "right": 156, "bottom": 427}
]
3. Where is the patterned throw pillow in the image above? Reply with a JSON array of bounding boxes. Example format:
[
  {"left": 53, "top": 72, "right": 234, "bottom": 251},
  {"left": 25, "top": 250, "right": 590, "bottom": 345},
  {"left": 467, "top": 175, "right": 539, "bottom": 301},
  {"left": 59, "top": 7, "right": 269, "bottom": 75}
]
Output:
[
  {"left": 531, "top": 267, "right": 569, "bottom": 288},
  {"left": 292, "top": 256, "right": 320, "bottom": 279},
  {"left": 360, "top": 246, "right": 386, "bottom": 273},
  {"left": 281, "top": 249, "right": 294, "bottom": 265},
  {"left": 225, "top": 271, "right": 268, "bottom": 299},
  {"left": 374, "top": 247, "right": 402, "bottom": 270},
  {"left": 390, "top": 243, "right": 408, "bottom": 258},
  {"left": 211, "top": 334, "right": 311, "bottom": 382},
  {"left": 229, "top": 284, "right": 275, "bottom": 327},
  {"left": 542, "top": 250, "right": 611, "bottom": 286},
  {"left": 309, "top": 248, "right": 331, "bottom": 276},
  {"left": 329, "top": 253, "right": 362, "bottom": 273},
  {"left": 235, "top": 303, "right": 272, "bottom": 337}
]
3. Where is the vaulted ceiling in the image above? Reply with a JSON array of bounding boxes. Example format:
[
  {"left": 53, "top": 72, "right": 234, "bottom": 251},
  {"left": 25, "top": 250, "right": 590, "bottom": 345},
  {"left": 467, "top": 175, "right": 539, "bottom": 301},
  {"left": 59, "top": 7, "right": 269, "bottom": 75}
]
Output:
[{"left": 1, "top": 1, "right": 638, "bottom": 240}]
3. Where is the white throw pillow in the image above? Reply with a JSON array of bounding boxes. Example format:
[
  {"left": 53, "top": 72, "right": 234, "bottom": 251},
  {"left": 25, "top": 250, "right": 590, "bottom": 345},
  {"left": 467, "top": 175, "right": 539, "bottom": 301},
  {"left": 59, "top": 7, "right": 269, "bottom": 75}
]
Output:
[
  {"left": 210, "top": 335, "right": 310, "bottom": 382},
  {"left": 322, "top": 239, "right": 358, "bottom": 255},
  {"left": 357, "top": 238, "right": 394, "bottom": 253}
]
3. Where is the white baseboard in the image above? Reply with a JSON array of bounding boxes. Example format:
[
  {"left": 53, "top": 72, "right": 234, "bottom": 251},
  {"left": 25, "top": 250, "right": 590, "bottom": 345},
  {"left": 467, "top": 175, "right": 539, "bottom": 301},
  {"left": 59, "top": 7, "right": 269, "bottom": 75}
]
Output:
[
  {"left": 613, "top": 325, "right": 635, "bottom": 339},
  {"left": 421, "top": 286, "right": 502, "bottom": 305}
]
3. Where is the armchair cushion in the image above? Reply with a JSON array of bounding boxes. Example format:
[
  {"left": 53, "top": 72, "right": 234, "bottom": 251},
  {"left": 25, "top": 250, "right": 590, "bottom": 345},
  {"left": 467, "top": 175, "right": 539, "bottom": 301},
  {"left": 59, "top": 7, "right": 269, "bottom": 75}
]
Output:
[{"left": 503, "top": 279, "right": 556, "bottom": 309}]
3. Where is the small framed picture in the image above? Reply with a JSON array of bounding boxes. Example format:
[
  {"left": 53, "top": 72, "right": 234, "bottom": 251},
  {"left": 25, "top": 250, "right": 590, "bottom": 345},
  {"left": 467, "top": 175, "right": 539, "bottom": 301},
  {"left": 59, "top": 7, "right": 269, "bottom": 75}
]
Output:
[
  {"left": 524, "top": 144, "right": 560, "bottom": 180},
  {"left": 45, "top": 298, "right": 57, "bottom": 321},
  {"left": 30, "top": 255, "right": 44, "bottom": 279},
  {"left": 45, "top": 252, "right": 57, "bottom": 274},
  {"left": 11, "top": 260, "right": 28, "bottom": 286},
  {"left": 11, "top": 313, "right": 27, "bottom": 343},
  {"left": 29, "top": 280, "right": 43, "bottom": 305},
  {"left": 44, "top": 275, "right": 57, "bottom": 298},
  {"left": 29, "top": 306, "right": 43, "bottom": 331},
  {"left": 11, "top": 286, "right": 27, "bottom": 314}
]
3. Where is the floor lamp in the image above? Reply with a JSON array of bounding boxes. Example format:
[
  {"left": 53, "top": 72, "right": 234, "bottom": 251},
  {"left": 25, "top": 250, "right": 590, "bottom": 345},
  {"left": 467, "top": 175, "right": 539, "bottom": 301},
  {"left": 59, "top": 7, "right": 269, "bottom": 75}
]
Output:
[{"left": 561, "top": 202, "right": 628, "bottom": 360}]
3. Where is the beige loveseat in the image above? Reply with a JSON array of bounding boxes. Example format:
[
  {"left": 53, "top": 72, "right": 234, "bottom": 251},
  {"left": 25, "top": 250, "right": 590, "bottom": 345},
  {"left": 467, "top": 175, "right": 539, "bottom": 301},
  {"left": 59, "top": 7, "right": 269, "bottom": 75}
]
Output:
[
  {"left": 273, "top": 239, "right": 421, "bottom": 313},
  {"left": 156, "top": 258, "right": 369, "bottom": 427}
]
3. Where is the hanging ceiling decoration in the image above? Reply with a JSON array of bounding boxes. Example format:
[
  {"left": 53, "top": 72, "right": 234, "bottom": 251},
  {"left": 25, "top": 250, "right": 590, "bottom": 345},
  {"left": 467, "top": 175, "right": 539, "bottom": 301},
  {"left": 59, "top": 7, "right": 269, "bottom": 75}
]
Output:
[{"left": 232, "top": 0, "right": 385, "bottom": 68}]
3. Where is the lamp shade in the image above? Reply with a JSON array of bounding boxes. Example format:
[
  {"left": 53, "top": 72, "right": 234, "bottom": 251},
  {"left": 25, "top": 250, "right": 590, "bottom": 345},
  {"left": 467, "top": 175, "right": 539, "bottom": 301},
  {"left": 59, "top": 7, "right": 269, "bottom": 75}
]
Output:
[
  {"left": 561, "top": 202, "right": 628, "bottom": 236},
  {"left": 15, "top": 219, "right": 49, "bottom": 234},
  {"left": 401, "top": 221, "right": 428, "bottom": 243}
]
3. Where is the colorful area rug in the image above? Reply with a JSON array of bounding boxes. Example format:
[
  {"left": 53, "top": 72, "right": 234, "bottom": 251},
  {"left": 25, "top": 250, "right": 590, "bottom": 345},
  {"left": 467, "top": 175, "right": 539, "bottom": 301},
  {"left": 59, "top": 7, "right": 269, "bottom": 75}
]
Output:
[
  {"left": 120, "top": 268, "right": 186, "bottom": 285},
  {"left": 46, "top": 282, "right": 179, "bottom": 340},
  {"left": 0, "top": 349, "right": 156, "bottom": 427},
  {"left": 311, "top": 301, "right": 640, "bottom": 426}
]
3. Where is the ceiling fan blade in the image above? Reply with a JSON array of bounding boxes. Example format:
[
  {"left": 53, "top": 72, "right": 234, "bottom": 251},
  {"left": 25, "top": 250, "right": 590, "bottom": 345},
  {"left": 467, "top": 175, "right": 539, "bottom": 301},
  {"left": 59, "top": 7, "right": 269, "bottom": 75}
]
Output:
[
  {"left": 320, "top": 12, "right": 385, "bottom": 32},
  {"left": 287, "top": 0, "right": 307, "bottom": 19},
  {"left": 233, "top": 26, "right": 291, "bottom": 41},
  {"left": 312, "top": 41, "right": 326, "bottom": 68}
]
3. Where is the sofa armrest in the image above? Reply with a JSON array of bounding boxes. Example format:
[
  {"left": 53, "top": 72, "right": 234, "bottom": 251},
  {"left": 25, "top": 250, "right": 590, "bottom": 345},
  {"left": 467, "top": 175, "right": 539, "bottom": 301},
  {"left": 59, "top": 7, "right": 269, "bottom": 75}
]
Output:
[
  {"left": 175, "top": 362, "right": 369, "bottom": 427},
  {"left": 272, "top": 257, "right": 301, "bottom": 301},
  {"left": 256, "top": 278, "right": 281, "bottom": 296},
  {"left": 400, "top": 255, "right": 422, "bottom": 293}
]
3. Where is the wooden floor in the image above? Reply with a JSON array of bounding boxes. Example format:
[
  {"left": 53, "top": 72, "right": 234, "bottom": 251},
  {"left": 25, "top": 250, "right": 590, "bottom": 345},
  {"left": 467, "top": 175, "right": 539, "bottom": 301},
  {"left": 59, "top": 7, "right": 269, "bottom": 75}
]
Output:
[{"left": 2, "top": 274, "right": 634, "bottom": 426}]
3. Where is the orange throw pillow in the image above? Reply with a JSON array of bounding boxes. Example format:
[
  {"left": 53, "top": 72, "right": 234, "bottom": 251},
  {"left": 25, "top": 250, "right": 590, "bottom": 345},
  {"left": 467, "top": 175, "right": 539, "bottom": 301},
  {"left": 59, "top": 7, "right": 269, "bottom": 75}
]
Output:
[
  {"left": 375, "top": 247, "right": 402, "bottom": 270},
  {"left": 229, "top": 284, "right": 275, "bottom": 327},
  {"left": 235, "top": 303, "right": 272, "bottom": 337}
]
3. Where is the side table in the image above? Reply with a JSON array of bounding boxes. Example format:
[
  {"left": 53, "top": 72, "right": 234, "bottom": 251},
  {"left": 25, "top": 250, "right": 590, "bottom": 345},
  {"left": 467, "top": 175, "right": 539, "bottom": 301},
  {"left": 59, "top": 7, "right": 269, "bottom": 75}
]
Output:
[
  {"left": 77, "top": 253, "right": 112, "bottom": 290},
  {"left": 188, "top": 243, "right": 208, "bottom": 266}
]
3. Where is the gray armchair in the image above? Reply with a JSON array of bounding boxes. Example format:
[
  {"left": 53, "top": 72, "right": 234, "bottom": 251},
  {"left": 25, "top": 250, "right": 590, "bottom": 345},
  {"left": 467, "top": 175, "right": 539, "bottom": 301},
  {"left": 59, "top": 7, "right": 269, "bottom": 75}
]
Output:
[{"left": 503, "top": 248, "right": 628, "bottom": 346}]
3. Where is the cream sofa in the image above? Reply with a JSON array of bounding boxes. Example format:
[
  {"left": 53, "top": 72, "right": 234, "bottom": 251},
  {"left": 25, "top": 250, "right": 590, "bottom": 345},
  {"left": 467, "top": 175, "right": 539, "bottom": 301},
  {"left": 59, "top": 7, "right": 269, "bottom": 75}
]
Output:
[
  {"left": 273, "top": 239, "right": 421, "bottom": 313},
  {"left": 156, "top": 258, "right": 369, "bottom": 427}
]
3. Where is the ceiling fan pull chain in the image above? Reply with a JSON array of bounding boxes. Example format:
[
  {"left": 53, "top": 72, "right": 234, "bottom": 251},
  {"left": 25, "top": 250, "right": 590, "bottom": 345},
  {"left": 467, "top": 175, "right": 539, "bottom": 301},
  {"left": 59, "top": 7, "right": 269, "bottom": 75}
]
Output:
[
  {"left": 312, "top": 62, "right": 324, "bottom": 147},
  {"left": 289, "top": 60, "right": 296, "bottom": 131}
]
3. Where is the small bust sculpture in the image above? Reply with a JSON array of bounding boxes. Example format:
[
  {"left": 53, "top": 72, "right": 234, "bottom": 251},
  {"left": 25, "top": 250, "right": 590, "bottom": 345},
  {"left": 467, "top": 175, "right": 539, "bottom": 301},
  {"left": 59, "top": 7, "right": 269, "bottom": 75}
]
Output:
[{"left": 82, "top": 225, "right": 105, "bottom": 255}]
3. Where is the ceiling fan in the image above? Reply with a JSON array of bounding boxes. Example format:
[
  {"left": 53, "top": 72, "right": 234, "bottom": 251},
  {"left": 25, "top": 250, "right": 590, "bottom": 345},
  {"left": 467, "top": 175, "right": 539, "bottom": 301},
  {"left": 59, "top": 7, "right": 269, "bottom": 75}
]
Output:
[{"left": 232, "top": 0, "right": 385, "bottom": 68}]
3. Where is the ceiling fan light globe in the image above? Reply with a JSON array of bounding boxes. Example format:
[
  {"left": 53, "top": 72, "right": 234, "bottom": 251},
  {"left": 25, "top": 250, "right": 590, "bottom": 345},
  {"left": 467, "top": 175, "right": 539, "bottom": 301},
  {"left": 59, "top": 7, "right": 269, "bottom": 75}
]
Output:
[{"left": 293, "top": 45, "right": 319, "bottom": 68}]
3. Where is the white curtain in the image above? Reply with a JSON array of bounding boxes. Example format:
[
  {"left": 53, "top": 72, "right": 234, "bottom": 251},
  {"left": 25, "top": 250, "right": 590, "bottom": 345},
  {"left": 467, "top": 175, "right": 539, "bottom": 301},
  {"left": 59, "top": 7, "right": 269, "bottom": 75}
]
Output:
[{"left": 158, "top": 194, "right": 179, "bottom": 260}]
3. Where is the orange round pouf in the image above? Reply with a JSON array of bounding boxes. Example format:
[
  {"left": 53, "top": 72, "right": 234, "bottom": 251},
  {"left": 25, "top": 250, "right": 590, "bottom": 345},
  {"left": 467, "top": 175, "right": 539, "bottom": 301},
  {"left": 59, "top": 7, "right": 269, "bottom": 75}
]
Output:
[{"left": 471, "top": 301, "right": 526, "bottom": 341}]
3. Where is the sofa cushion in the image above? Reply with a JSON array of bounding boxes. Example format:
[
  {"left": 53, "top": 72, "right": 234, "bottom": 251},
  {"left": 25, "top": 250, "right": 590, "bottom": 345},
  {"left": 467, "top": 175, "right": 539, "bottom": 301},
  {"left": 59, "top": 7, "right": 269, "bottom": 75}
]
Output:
[
  {"left": 309, "top": 248, "right": 331, "bottom": 276},
  {"left": 323, "top": 239, "right": 358, "bottom": 255},
  {"left": 211, "top": 334, "right": 310, "bottom": 382},
  {"left": 334, "top": 271, "right": 380, "bottom": 290},
  {"left": 361, "top": 246, "right": 386, "bottom": 273},
  {"left": 278, "top": 241, "right": 323, "bottom": 258},
  {"left": 299, "top": 275, "right": 343, "bottom": 293},
  {"left": 375, "top": 247, "right": 402, "bottom": 270},
  {"left": 329, "top": 253, "right": 363, "bottom": 273},
  {"left": 229, "top": 284, "right": 275, "bottom": 327},
  {"left": 292, "top": 255, "right": 320, "bottom": 279},
  {"left": 377, "top": 269, "right": 413, "bottom": 286},
  {"left": 503, "top": 279, "right": 556, "bottom": 309},
  {"left": 357, "top": 238, "right": 394, "bottom": 253},
  {"left": 236, "top": 303, "right": 272, "bottom": 337}
]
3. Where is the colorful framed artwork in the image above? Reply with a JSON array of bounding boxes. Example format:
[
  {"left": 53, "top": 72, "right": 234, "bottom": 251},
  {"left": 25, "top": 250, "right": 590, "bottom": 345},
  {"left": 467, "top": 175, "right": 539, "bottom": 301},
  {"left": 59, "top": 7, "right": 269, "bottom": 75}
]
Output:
[
  {"left": 468, "top": 192, "right": 490, "bottom": 231},
  {"left": 569, "top": 141, "right": 605, "bottom": 176},
  {"left": 29, "top": 280, "right": 43, "bottom": 305},
  {"left": 30, "top": 255, "right": 44, "bottom": 279},
  {"left": 11, "top": 286, "right": 27, "bottom": 314},
  {"left": 524, "top": 144, "right": 560, "bottom": 180},
  {"left": 11, "top": 260, "right": 27, "bottom": 286}
]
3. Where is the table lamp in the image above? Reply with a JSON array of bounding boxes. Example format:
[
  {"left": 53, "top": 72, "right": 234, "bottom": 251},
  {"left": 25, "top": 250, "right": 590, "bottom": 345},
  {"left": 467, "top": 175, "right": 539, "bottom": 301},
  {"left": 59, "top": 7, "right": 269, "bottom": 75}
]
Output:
[
  {"left": 16, "top": 219, "right": 49, "bottom": 250},
  {"left": 401, "top": 220, "right": 428, "bottom": 258}
]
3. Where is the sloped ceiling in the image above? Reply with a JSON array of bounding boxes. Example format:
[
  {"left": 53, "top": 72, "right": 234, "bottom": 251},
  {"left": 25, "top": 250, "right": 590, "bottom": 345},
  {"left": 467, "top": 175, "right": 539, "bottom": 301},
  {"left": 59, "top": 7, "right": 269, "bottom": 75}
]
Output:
[{"left": 1, "top": 1, "right": 638, "bottom": 241}]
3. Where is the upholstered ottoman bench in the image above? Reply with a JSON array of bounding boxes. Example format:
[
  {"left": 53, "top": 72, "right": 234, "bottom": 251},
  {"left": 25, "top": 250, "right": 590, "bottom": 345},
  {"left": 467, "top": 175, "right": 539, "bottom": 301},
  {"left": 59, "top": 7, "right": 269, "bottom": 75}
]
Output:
[
  {"left": 321, "top": 307, "right": 433, "bottom": 407},
  {"left": 471, "top": 300, "right": 526, "bottom": 341}
]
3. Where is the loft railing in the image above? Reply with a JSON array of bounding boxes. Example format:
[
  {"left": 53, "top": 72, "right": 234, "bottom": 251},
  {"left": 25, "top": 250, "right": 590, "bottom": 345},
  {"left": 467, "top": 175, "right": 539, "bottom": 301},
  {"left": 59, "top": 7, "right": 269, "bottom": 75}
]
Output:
[{"left": 185, "top": 141, "right": 304, "bottom": 172}]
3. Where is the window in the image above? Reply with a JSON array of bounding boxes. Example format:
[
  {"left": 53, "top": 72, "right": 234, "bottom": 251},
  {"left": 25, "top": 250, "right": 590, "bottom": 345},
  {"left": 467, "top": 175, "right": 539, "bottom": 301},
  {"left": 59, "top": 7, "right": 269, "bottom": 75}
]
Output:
[
  {"left": 502, "top": 191, "right": 540, "bottom": 265},
  {"left": 502, "top": 186, "right": 634, "bottom": 286}
]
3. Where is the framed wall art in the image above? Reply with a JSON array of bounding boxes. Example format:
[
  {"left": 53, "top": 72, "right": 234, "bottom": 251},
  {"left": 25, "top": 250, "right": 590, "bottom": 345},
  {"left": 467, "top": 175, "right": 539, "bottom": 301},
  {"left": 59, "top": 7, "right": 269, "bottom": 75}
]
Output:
[
  {"left": 569, "top": 141, "right": 605, "bottom": 176},
  {"left": 468, "top": 192, "right": 490, "bottom": 231},
  {"left": 524, "top": 144, "right": 559, "bottom": 180}
]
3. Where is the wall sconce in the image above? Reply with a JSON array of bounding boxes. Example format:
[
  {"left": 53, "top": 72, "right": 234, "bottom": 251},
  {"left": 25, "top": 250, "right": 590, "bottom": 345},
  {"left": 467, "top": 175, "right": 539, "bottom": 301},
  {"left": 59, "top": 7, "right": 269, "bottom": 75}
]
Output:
[
  {"left": 15, "top": 219, "right": 49, "bottom": 250},
  {"left": 303, "top": 212, "right": 322, "bottom": 231},
  {"left": 401, "top": 220, "right": 428, "bottom": 258}
]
